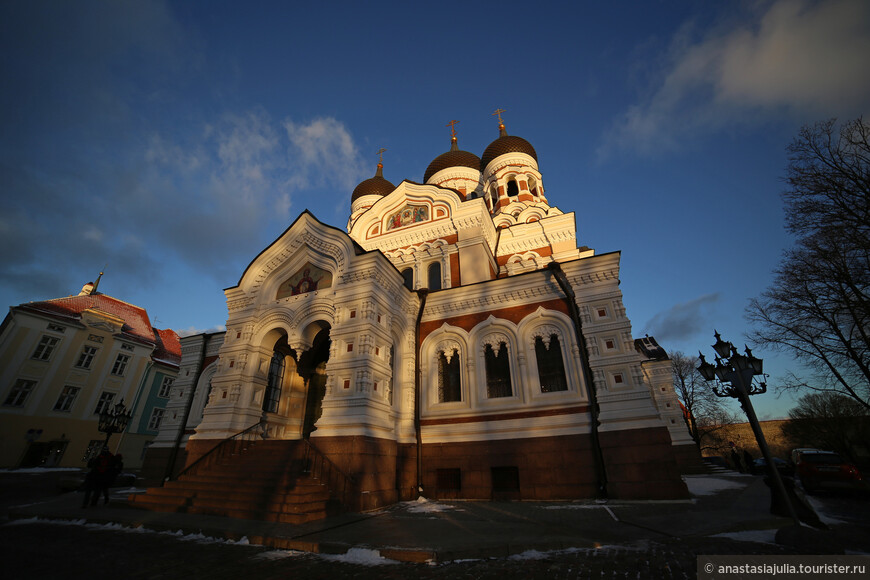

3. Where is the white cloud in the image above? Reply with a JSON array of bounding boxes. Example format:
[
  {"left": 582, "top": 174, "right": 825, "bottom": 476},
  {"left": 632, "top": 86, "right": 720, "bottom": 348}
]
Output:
[
  {"left": 643, "top": 293, "right": 721, "bottom": 343},
  {"left": 283, "top": 117, "right": 367, "bottom": 192},
  {"left": 602, "top": 0, "right": 870, "bottom": 156}
]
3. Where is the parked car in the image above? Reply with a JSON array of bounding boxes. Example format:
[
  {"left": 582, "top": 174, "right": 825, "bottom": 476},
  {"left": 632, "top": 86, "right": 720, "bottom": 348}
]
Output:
[
  {"left": 751, "top": 457, "right": 794, "bottom": 477},
  {"left": 794, "top": 450, "right": 864, "bottom": 493}
]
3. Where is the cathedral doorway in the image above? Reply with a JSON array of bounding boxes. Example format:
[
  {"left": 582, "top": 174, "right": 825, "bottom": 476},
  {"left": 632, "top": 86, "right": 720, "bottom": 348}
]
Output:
[{"left": 301, "top": 329, "right": 330, "bottom": 438}]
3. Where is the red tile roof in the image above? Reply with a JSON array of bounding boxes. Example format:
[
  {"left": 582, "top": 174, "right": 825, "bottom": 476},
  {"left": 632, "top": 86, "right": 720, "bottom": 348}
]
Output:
[{"left": 16, "top": 293, "right": 181, "bottom": 368}]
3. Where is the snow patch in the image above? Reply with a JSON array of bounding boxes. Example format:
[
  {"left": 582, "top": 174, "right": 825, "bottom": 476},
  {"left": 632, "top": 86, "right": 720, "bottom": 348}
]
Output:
[
  {"left": 402, "top": 496, "right": 462, "bottom": 514},
  {"left": 319, "top": 548, "right": 399, "bottom": 566},
  {"left": 683, "top": 476, "right": 748, "bottom": 496}
]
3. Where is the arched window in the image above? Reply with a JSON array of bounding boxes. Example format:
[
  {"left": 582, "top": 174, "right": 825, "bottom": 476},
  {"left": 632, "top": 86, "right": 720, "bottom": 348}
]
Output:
[
  {"left": 428, "top": 262, "right": 442, "bottom": 290},
  {"left": 438, "top": 349, "right": 461, "bottom": 402},
  {"left": 401, "top": 268, "right": 414, "bottom": 290},
  {"left": 263, "top": 350, "right": 285, "bottom": 413},
  {"left": 535, "top": 334, "right": 568, "bottom": 393},
  {"left": 506, "top": 178, "right": 519, "bottom": 197},
  {"left": 484, "top": 342, "right": 512, "bottom": 398},
  {"left": 528, "top": 176, "right": 538, "bottom": 196},
  {"left": 388, "top": 344, "right": 396, "bottom": 405}
]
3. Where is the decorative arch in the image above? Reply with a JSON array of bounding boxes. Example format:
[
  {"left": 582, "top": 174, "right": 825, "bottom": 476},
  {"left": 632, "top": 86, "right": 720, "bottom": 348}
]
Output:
[
  {"left": 469, "top": 316, "right": 522, "bottom": 404},
  {"left": 420, "top": 323, "right": 471, "bottom": 411},
  {"left": 517, "top": 308, "right": 587, "bottom": 401}
]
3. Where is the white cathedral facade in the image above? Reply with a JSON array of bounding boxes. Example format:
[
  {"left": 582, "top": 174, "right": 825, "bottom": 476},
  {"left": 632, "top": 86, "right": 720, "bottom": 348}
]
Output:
[{"left": 143, "top": 119, "right": 696, "bottom": 511}]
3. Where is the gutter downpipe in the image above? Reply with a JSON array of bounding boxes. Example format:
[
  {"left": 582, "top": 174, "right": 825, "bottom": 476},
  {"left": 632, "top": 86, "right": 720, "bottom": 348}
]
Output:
[
  {"left": 165, "top": 334, "right": 208, "bottom": 484},
  {"left": 547, "top": 261, "right": 609, "bottom": 498},
  {"left": 414, "top": 288, "right": 429, "bottom": 498}
]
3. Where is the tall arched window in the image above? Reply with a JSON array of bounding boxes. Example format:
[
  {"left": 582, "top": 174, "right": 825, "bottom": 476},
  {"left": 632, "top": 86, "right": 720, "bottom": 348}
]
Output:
[
  {"left": 428, "top": 262, "right": 442, "bottom": 290},
  {"left": 535, "top": 334, "right": 568, "bottom": 393},
  {"left": 506, "top": 178, "right": 519, "bottom": 197},
  {"left": 263, "top": 350, "right": 285, "bottom": 413},
  {"left": 401, "top": 268, "right": 414, "bottom": 290},
  {"left": 438, "top": 349, "right": 461, "bottom": 402},
  {"left": 484, "top": 342, "right": 512, "bottom": 398}
]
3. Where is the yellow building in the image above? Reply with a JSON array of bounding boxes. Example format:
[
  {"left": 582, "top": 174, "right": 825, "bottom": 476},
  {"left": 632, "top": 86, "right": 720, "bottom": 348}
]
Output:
[{"left": 0, "top": 280, "right": 181, "bottom": 469}]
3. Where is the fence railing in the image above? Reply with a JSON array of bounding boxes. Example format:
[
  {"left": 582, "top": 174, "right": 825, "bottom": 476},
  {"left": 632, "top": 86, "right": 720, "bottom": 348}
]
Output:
[
  {"left": 301, "top": 439, "right": 357, "bottom": 508},
  {"left": 174, "top": 421, "right": 264, "bottom": 480}
]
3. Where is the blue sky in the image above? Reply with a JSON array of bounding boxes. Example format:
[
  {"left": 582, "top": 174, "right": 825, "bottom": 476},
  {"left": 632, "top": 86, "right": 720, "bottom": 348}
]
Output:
[{"left": 2, "top": 1, "right": 868, "bottom": 419}]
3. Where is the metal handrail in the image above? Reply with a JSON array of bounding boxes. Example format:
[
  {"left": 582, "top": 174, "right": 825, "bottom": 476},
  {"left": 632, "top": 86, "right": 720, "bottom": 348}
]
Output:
[
  {"left": 173, "top": 420, "right": 263, "bottom": 480},
  {"left": 302, "top": 439, "right": 356, "bottom": 507}
]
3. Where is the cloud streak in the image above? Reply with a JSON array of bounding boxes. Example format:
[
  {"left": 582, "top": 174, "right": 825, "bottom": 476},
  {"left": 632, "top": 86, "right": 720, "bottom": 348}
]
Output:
[
  {"left": 643, "top": 293, "right": 721, "bottom": 344},
  {"left": 600, "top": 0, "right": 870, "bottom": 157}
]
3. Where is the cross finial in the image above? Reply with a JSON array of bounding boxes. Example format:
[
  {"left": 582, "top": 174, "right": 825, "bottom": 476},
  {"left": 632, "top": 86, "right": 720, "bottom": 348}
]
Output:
[
  {"left": 376, "top": 148, "right": 386, "bottom": 164},
  {"left": 446, "top": 120, "right": 459, "bottom": 139},
  {"left": 493, "top": 108, "right": 506, "bottom": 125}
]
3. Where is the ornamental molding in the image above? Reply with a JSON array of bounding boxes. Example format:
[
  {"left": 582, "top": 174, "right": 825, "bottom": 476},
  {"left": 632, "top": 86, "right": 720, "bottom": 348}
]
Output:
[
  {"left": 423, "top": 283, "right": 557, "bottom": 320},
  {"left": 435, "top": 339, "right": 462, "bottom": 361},
  {"left": 480, "top": 332, "right": 511, "bottom": 351},
  {"left": 246, "top": 230, "right": 347, "bottom": 298}
]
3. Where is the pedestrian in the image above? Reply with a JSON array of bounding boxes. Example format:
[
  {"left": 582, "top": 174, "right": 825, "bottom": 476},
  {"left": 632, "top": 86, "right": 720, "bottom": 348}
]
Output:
[
  {"left": 743, "top": 450, "right": 754, "bottom": 474},
  {"left": 81, "top": 448, "right": 112, "bottom": 508},
  {"left": 730, "top": 448, "right": 743, "bottom": 472}
]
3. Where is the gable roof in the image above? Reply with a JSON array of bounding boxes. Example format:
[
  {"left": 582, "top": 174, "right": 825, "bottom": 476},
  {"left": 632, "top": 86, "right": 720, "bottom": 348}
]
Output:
[{"left": 15, "top": 293, "right": 181, "bottom": 367}]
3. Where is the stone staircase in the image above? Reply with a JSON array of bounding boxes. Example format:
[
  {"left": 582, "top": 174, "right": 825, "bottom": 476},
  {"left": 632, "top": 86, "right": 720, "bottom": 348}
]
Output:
[{"left": 127, "top": 439, "right": 349, "bottom": 524}]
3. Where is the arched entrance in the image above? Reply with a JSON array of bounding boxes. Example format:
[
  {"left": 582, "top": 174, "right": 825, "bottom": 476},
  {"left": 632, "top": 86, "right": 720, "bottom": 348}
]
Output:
[{"left": 260, "top": 327, "right": 331, "bottom": 439}]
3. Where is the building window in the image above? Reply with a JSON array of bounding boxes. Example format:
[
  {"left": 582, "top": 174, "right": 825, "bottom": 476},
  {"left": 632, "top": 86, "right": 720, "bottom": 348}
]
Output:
[
  {"left": 484, "top": 342, "right": 512, "bottom": 398},
  {"left": 535, "top": 335, "right": 568, "bottom": 393},
  {"left": 75, "top": 345, "right": 98, "bottom": 369},
  {"left": 120, "top": 344, "right": 134, "bottom": 351},
  {"left": 604, "top": 339, "right": 615, "bottom": 350},
  {"left": 427, "top": 262, "right": 442, "bottom": 290},
  {"left": 506, "top": 178, "right": 519, "bottom": 197},
  {"left": 4, "top": 379, "right": 36, "bottom": 407},
  {"left": 148, "top": 408, "right": 165, "bottom": 431},
  {"left": 262, "top": 351, "right": 285, "bottom": 413},
  {"left": 93, "top": 391, "right": 115, "bottom": 415},
  {"left": 613, "top": 373, "right": 624, "bottom": 385},
  {"left": 491, "top": 466, "right": 520, "bottom": 491},
  {"left": 111, "top": 354, "right": 130, "bottom": 376},
  {"left": 32, "top": 335, "right": 60, "bottom": 361},
  {"left": 53, "top": 386, "right": 80, "bottom": 412},
  {"left": 401, "top": 268, "right": 414, "bottom": 290},
  {"left": 437, "top": 349, "right": 461, "bottom": 402},
  {"left": 158, "top": 376, "right": 174, "bottom": 398},
  {"left": 436, "top": 468, "right": 461, "bottom": 491}
]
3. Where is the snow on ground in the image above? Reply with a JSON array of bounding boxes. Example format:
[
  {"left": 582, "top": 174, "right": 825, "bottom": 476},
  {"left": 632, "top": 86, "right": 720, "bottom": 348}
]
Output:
[
  {"left": 5, "top": 517, "right": 253, "bottom": 545},
  {"left": 319, "top": 548, "right": 400, "bottom": 565},
  {"left": 802, "top": 493, "right": 849, "bottom": 525},
  {"left": 683, "top": 475, "right": 749, "bottom": 497},
  {"left": 710, "top": 529, "right": 777, "bottom": 545},
  {"left": 401, "top": 496, "right": 463, "bottom": 514}
]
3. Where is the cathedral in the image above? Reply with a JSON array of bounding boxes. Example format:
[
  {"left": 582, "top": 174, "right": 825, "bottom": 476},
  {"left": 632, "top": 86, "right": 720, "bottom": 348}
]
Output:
[{"left": 141, "top": 116, "right": 696, "bottom": 515}]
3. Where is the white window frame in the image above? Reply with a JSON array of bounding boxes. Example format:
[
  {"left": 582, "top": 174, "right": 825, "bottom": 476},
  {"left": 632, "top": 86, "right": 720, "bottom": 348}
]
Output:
[
  {"left": 75, "top": 345, "right": 99, "bottom": 369},
  {"left": 4, "top": 378, "right": 36, "bottom": 407},
  {"left": 112, "top": 353, "right": 130, "bottom": 376},
  {"left": 32, "top": 335, "right": 60, "bottom": 361},
  {"left": 148, "top": 408, "right": 165, "bottom": 431},
  {"left": 157, "top": 376, "right": 174, "bottom": 398},
  {"left": 53, "top": 385, "right": 80, "bottom": 412},
  {"left": 93, "top": 391, "right": 116, "bottom": 415}
]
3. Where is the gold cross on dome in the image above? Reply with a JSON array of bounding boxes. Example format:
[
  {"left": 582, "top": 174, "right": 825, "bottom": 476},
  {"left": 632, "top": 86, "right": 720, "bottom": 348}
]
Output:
[
  {"left": 446, "top": 120, "right": 459, "bottom": 139},
  {"left": 493, "top": 108, "right": 506, "bottom": 124},
  {"left": 376, "top": 148, "right": 386, "bottom": 164}
]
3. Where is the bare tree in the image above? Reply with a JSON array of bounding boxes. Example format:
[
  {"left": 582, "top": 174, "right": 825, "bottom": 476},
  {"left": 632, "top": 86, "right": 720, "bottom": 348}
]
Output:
[
  {"left": 670, "top": 351, "right": 739, "bottom": 451},
  {"left": 781, "top": 392, "right": 870, "bottom": 463},
  {"left": 747, "top": 117, "right": 870, "bottom": 409}
]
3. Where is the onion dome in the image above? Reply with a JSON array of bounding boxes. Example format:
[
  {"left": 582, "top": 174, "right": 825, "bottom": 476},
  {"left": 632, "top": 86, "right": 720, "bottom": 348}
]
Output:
[
  {"left": 351, "top": 163, "right": 395, "bottom": 201},
  {"left": 424, "top": 137, "right": 481, "bottom": 183},
  {"left": 480, "top": 123, "right": 538, "bottom": 170}
]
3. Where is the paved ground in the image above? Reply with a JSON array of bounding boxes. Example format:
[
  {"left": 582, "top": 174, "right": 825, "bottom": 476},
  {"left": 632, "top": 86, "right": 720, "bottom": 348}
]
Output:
[{"left": 2, "top": 469, "right": 869, "bottom": 579}]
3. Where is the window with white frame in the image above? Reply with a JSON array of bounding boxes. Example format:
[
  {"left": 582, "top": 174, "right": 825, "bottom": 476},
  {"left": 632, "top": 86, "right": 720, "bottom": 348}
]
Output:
[
  {"left": 32, "top": 335, "right": 60, "bottom": 361},
  {"left": 148, "top": 408, "right": 165, "bottom": 431},
  {"left": 534, "top": 333, "right": 569, "bottom": 393},
  {"left": 437, "top": 349, "right": 461, "bottom": 402},
  {"left": 484, "top": 341, "right": 512, "bottom": 398},
  {"left": 111, "top": 353, "right": 130, "bottom": 376},
  {"left": 53, "top": 386, "right": 80, "bottom": 412},
  {"left": 158, "top": 376, "right": 174, "bottom": 398},
  {"left": 75, "top": 345, "right": 98, "bottom": 369},
  {"left": 93, "top": 391, "right": 115, "bottom": 415},
  {"left": 427, "top": 262, "right": 442, "bottom": 290},
  {"left": 4, "top": 379, "right": 36, "bottom": 407}
]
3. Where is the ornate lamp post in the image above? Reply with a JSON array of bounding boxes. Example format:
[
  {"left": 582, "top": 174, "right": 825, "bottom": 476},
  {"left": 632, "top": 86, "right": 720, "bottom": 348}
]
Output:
[
  {"left": 98, "top": 399, "right": 132, "bottom": 449},
  {"left": 697, "top": 331, "right": 800, "bottom": 526}
]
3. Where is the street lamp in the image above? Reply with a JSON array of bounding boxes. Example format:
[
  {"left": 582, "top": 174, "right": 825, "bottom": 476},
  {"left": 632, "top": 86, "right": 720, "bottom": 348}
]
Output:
[
  {"left": 98, "top": 399, "right": 132, "bottom": 449},
  {"left": 697, "top": 331, "right": 801, "bottom": 526}
]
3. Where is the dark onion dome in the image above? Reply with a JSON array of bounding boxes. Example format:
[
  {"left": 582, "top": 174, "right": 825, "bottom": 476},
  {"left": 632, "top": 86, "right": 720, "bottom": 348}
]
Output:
[
  {"left": 351, "top": 163, "right": 395, "bottom": 201},
  {"left": 424, "top": 137, "right": 481, "bottom": 183},
  {"left": 480, "top": 124, "right": 538, "bottom": 170}
]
